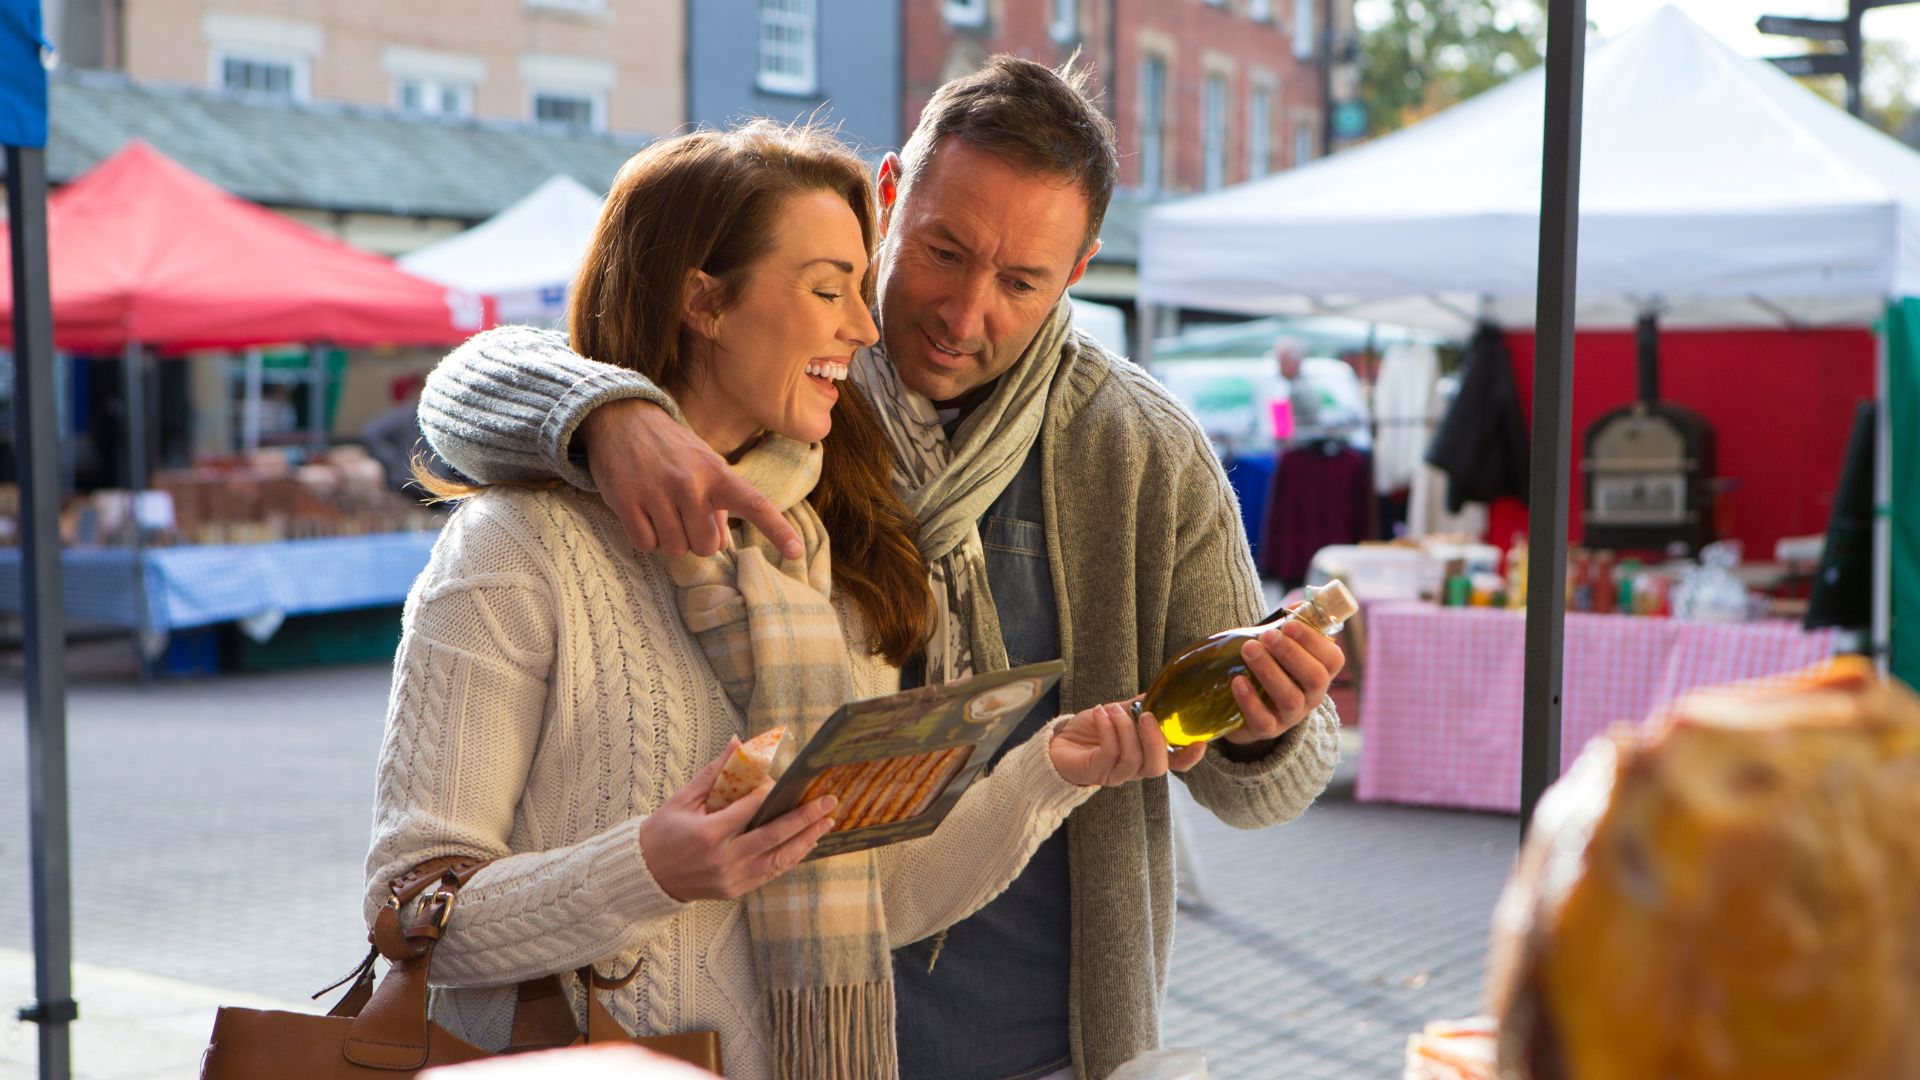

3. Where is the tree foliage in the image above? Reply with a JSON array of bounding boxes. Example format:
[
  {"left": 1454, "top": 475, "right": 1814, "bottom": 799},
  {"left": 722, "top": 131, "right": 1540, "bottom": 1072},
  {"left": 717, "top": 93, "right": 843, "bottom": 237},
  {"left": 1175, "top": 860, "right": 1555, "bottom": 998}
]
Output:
[{"left": 1356, "top": 0, "right": 1548, "bottom": 136}]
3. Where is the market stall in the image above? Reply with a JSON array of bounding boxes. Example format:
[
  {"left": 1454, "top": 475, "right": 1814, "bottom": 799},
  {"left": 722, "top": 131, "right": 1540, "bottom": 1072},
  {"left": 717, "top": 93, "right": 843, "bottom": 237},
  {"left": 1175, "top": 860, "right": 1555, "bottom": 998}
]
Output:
[
  {"left": 398, "top": 173, "right": 602, "bottom": 326},
  {"left": 1355, "top": 604, "right": 1838, "bottom": 812},
  {"left": 1141, "top": 7, "right": 1914, "bottom": 762},
  {"left": 0, "top": 140, "right": 485, "bottom": 663}
]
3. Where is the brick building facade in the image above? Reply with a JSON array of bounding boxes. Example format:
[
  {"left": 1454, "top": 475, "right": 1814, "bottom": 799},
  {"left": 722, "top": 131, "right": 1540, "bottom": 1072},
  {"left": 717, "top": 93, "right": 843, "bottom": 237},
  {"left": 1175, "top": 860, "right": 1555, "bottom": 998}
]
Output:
[{"left": 903, "top": 0, "right": 1355, "bottom": 196}]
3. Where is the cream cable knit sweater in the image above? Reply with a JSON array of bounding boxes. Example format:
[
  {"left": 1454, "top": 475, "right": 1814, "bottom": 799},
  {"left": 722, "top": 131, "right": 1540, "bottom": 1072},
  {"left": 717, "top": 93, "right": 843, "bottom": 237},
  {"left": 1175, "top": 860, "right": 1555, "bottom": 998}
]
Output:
[{"left": 366, "top": 486, "right": 1094, "bottom": 1079}]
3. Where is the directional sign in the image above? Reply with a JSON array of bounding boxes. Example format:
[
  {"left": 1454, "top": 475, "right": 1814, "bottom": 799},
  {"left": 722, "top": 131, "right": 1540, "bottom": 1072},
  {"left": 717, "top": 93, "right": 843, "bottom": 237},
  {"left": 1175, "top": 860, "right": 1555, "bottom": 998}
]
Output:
[
  {"left": 1768, "top": 52, "right": 1852, "bottom": 77},
  {"left": 1757, "top": 15, "right": 1848, "bottom": 42}
]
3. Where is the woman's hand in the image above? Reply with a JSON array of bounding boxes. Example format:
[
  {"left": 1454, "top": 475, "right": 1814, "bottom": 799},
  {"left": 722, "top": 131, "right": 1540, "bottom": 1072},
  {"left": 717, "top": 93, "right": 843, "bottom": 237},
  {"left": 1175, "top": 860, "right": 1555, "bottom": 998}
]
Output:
[
  {"left": 638, "top": 739, "right": 838, "bottom": 902},
  {"left": 1047, "top": 702, "right": 1207, "bottom": 788}
]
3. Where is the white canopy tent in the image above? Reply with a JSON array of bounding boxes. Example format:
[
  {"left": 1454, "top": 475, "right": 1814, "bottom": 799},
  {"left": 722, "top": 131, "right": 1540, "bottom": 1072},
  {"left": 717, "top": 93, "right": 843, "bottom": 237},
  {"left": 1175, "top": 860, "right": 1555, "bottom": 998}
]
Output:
[
  {"left": 400, "top": 174, "right": 603, "bottom": 326},
  {"left": 1140, "top": 4, "right": 1920, "bottom": 336}
]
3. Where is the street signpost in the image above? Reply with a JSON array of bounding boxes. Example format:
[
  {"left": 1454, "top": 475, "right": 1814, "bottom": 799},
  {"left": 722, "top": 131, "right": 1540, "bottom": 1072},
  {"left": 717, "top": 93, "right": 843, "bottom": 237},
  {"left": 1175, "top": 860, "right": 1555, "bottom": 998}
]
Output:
[
  {"left": 1761, "top": 0, "right": 1920, "bottom": 117},
  {"left": 1769, "top": 53, "right": 1854, "bottom": 78}
]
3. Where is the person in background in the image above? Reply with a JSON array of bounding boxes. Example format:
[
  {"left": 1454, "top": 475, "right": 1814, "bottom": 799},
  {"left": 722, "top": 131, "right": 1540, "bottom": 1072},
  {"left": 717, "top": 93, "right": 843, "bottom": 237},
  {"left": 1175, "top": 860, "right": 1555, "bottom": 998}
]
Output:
[
  {"left": 414, "top": 59, "right": 1346, "bottom": 1080},
  {"left": 358, "top": 374, "right": 430, "bottom": 493}
]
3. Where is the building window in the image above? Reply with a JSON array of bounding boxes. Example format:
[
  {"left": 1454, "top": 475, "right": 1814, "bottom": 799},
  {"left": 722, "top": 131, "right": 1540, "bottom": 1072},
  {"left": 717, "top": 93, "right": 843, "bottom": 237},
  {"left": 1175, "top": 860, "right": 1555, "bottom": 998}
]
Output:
[
  {"left": 396, "top": 77, "right": 474, "bottom": 118},
  {"left": 216, "top": 52, "right": 305, "bottom": 101},
  {"left": 758, "top": 0, "right": 818, "bottom": 95},
  {"left": 1139, "top": 54, "right": 1166, "bottom": 193},
  {"left": 944, "top": 0, "right": 987, "bottom": 28},
  {"left": 1293, "top": 0, "right": 1316, "bottom": 60},
  {"left": 1248, "top": 86, "right": 1272, "bottom": 180},
  {"left": 533, "top": 91, "right": 600, "bottom": 130},
  {"left": 1249, "top": 0, "right": 1273, "bottom": 20},
  {"left": 1202, "top": 74, "right": 1228, "bottom": 191},
  {"left": 1050, "top": 0, "right": 1077, "bottom": 42},
  {"left": 1294, "top": 118, "right": 1316, "bottom": 167},
  {"left": 525, "top": 0, "right": 606, "bottom": 11}
]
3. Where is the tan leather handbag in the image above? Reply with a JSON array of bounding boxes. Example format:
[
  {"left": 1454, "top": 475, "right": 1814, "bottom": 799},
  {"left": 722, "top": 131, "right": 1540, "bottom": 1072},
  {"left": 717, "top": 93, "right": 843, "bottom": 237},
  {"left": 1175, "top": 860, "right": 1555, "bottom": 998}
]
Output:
[{"left": 200, "top": 859, "right": 722, "bottom": 1078}]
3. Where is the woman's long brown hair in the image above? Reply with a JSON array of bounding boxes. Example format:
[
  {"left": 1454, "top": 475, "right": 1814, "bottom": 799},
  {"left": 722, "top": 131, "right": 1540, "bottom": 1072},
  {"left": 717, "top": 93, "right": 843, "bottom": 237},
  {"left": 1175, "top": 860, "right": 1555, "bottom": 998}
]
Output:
[{"left": 427, "top": 121, "right": 930, "bottom": 664}]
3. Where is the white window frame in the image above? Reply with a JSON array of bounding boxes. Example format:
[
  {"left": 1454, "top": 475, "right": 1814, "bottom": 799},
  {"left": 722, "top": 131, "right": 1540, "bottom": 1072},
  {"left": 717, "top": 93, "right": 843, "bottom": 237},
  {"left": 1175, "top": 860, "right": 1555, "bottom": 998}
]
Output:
[
  {"left": 530, "top": 89, "right": 604, "bottom": 131},
  {"left": 395, "top": 76, "right": 475, "bottom": 118},
  {"left": 1139, "top": 53, "right": 1167, "bottom": 193},
  {"left": 1201, "top": 73, "right": 1228, "bottom": 191},
  {"left": 1293, "top": 0, "right": 1316, "bottom": 60},
  {"left": 1249, "top": 0, "right": 1273, "bottom": 21},
  {"left": 383, "top": 47, "right": 485, "bottom": 119},
  {"left": 202, "top": 12, "right": 320, "bottom": 102},
  {"left": 210, "top": 47, "right": 310, "bottom": 102},
  {"left": 1248, "top": 83, "right": 1273, "bottom": 180},
  {"left": 1293, "top": 115, "right": 1316, "bottom": 167},
  {"left": 757, "top": 0, "right": 819, "bottom": 96},
  {"left": 944, "top": 0, "right": 988, "bottom": 29},
  {"left": 524, "top": 0, "right": 607, "bottom": 12},
  {"left": 1050, "top": 0, "right": 1077, "bottom": 43}
]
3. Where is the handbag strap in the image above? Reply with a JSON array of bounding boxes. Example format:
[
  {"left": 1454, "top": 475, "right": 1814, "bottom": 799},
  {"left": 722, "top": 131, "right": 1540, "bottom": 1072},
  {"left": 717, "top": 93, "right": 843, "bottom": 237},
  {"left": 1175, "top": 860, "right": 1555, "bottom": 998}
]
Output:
[
  {"left": 339, "top": 858, "right": 485, "bottom": 1069},
  {"left": 333, "top": 856, "right": 646, "bottom": 1067}
]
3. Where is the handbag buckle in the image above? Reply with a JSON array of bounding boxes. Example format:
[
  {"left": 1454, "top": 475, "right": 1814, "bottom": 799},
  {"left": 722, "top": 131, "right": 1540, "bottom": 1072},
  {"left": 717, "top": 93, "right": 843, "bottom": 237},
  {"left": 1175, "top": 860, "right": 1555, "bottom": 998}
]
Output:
[{"left": 423, "top": 888, "right": 457, "bottom": 931}]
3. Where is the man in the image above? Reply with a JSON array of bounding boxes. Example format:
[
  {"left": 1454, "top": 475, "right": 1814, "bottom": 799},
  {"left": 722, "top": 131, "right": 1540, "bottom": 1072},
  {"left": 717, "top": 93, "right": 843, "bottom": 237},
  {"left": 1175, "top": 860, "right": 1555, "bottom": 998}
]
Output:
[{"left": 418, "top": 58, "right": 1343, "bottom": 1080}]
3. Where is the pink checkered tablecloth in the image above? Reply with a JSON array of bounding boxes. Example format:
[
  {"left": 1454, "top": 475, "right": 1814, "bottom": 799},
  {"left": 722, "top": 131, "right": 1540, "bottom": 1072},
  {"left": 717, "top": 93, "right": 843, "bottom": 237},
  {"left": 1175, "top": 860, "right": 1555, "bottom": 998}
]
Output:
[{"left": 1354, "top": 604, "right": 1839, "bottom": 813}]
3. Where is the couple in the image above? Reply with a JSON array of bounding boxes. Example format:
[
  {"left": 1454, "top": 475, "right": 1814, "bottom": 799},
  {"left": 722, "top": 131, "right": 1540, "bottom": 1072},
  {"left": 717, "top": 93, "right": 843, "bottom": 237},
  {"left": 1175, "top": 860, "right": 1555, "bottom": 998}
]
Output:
[{"left": 367, "top": 57, "right": 1344, "bottom": 1080}]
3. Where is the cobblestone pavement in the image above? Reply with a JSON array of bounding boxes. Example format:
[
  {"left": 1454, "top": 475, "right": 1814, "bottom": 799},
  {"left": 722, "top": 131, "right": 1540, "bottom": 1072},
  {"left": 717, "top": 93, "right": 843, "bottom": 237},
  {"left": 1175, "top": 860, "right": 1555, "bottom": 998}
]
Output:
[{"left": 2, "top": 660, "right": 1519, "bottom": 1079}]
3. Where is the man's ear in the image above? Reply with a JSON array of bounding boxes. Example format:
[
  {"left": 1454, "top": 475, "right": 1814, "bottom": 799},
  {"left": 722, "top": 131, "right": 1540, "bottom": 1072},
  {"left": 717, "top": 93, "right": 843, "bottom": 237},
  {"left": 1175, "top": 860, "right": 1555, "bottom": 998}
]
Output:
[
  {"left": 876, "top": 153, "right": 902, "bottom": 237},
  {"left": 682, "top": 269, "right": 726, "bottom": 340},
  {"left": 1064, "top": 239, "right": 1101, "bottom": 289}
]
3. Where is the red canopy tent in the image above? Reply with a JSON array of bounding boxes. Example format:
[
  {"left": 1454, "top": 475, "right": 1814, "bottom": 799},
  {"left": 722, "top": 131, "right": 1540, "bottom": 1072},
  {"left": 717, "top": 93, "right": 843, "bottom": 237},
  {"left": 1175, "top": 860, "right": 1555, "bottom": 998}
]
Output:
[{"left": 0, "top": 139, "right": 489, "bottom": 350}]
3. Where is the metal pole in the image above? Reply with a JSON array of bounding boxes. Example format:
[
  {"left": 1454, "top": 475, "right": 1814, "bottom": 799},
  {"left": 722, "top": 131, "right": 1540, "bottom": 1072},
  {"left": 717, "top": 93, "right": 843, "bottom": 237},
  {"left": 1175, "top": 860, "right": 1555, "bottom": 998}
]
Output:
[
  {"left": 8, "top": 143, "right": 77, "bottom": 1080},
  {"left": 1846, "top": 0, "right": 1865, "bottom": 119},
  {"left": 1874, "top": 316, "right": 1892, "bottom": 673},
  {"left": 241, "top": 346, "right": 263, "bottom": 454},
  {"left": 307, "top": 342, "right": 327, "bottom": 451},
  {"left": 1519, "top": 0, "right": 1587, "bottom": 833},
  {"left": 123, "top": 339, "right": 153, "bottom": 677},
  {"left": 122, "top": 338, "right": 145, "bottom": 490}
]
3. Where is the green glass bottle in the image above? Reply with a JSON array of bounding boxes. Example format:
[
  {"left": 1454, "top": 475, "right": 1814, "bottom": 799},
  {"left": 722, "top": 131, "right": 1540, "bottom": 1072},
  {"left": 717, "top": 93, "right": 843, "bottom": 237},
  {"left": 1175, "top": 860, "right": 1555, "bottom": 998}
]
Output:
[{"left": 1134, "top": 580, "right": 1358, "bottom": 747}]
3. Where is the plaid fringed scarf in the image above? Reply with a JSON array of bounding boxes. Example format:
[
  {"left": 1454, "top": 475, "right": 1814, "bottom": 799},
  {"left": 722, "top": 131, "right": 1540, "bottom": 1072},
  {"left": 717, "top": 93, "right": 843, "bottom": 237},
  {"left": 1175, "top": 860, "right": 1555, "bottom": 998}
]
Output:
[{"left": 668, "top": 434, "right": 899, "bottom": 1080}]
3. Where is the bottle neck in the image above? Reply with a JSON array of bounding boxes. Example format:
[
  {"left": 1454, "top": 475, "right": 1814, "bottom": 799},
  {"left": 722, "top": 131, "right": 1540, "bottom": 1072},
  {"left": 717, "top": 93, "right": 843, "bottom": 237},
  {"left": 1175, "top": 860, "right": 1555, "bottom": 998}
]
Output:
[{"left": 1274, "top": 586, "right": 1347, "bottom": 638}]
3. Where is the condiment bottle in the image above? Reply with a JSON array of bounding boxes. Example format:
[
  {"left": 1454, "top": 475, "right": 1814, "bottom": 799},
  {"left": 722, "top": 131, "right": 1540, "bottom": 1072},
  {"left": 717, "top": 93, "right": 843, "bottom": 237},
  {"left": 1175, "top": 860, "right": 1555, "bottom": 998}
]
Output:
[{"left": 1135, "top": 580, "right": 1360, "bottom": 747}]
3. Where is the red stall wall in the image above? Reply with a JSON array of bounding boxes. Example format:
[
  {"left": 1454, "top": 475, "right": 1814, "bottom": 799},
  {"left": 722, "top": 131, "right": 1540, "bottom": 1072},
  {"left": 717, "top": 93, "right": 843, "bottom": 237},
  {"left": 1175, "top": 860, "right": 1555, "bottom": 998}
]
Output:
[{"left": 1489, "top": 328, "right": 1875, "bottom": 559}]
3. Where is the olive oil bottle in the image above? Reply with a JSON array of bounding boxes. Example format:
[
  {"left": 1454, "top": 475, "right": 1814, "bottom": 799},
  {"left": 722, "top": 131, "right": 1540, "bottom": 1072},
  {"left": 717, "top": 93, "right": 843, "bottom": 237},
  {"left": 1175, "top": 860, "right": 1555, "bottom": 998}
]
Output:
[{"left": 1135, "top": 580, "right": 1359, "bottom": 746}]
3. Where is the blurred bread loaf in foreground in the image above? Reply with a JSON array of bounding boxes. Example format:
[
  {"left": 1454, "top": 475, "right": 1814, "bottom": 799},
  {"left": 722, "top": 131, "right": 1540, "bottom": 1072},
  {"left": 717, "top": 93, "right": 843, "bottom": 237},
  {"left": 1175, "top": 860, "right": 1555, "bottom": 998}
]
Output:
[{"left": 1486, "top": 658, "right": 1920, "bottom": 1080}]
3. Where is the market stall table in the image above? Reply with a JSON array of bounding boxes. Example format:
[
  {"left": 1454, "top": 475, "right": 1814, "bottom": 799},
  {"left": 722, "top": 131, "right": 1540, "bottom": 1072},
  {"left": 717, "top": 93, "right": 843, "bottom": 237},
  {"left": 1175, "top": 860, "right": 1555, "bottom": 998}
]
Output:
[
  {"left": 0, "top": 531, "right": 439, "bottom": 650},
  {"left": 1355, "top": 603, "right": 1838, "bottom": 812}
]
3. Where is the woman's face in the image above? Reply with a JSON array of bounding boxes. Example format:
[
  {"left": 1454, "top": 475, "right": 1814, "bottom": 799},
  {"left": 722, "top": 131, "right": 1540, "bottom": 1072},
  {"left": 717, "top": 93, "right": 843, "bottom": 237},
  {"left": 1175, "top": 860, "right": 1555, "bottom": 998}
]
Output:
[{"left": 680, "top": 189, "right": 879, "bottom": 455}]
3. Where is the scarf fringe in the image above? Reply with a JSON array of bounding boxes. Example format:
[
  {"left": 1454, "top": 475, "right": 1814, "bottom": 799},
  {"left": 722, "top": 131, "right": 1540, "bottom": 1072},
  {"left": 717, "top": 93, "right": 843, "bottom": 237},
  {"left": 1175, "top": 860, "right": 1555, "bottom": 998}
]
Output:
[{"left": 769, "top": 981, "right": 900, "bottom": 1080}]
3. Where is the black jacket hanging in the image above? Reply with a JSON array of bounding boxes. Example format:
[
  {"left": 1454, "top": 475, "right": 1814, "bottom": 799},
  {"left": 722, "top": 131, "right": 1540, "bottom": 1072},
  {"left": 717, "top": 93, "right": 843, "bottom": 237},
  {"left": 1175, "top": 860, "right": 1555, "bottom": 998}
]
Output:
[{"left": 1425, "top": 322, "right": 1530, "bottom": 512}]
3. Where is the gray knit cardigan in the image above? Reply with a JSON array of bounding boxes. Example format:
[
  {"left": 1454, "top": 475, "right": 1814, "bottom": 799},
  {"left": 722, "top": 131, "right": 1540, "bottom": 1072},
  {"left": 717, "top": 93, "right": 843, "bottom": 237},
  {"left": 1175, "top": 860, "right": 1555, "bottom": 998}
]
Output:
[{"left": 417, "top": 324, "right": 1341, "bottom": 1079}]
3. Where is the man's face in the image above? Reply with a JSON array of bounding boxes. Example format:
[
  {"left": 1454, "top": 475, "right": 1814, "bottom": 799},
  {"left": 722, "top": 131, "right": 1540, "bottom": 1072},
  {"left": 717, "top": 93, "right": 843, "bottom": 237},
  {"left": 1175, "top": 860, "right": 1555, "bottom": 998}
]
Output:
[{"left": 875, "top": 138, "right": 1100, "bottom": 405}]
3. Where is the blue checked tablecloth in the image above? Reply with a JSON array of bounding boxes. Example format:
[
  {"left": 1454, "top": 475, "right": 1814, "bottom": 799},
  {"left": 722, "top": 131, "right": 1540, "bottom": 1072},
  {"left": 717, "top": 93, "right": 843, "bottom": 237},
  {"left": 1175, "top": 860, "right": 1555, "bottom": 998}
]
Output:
[{"left": 0, "top": 532, "right": 440, "bottom": 641}]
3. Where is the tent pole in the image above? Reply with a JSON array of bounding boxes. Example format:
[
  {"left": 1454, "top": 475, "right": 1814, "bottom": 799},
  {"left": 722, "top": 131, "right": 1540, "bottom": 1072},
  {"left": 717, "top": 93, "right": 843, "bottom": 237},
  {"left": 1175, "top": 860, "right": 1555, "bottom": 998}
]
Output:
[
  {"left": 8, "top": 143, "right": 77, "bottom": 1080},
  {"left": 307, "top": 342, "right": 327, "bottom": 452},
  {"left": 123, "top": 339, "right": 153, "bottom": 679},
  {"left": 241, "top": 346, "right": 263, "bottom": 454},
  {"left": 1520, "top": 0, "right": 1588, "bottom": 834},
  {"left": 1875, "top": 316, "right": 1892, "bottom": 673}
]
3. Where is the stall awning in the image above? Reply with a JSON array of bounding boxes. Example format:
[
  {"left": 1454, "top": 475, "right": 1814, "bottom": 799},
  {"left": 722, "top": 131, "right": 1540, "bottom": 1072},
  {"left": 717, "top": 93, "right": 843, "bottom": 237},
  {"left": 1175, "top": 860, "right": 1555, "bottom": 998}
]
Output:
[
  {"left": 0, "top": 140, "right": 490, "bottom": 351},
  {"left": 1141, "top": 5, "right": 1920, "bottom": 334}
]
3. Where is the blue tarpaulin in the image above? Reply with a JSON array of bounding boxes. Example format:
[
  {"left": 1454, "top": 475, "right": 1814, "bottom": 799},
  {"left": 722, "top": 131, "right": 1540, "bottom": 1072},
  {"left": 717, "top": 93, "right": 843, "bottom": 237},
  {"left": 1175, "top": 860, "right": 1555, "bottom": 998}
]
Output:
[{"left": 0, "top": 0, "right": 48, "bottom": 148}]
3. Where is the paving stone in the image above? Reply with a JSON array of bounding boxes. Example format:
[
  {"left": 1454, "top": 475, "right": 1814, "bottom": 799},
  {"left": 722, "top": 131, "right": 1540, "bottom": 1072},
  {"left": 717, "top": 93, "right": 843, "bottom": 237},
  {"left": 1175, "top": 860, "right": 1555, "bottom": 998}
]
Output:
[{"left": 2, "top": 660, "right": 1524, "bottom": 1079}]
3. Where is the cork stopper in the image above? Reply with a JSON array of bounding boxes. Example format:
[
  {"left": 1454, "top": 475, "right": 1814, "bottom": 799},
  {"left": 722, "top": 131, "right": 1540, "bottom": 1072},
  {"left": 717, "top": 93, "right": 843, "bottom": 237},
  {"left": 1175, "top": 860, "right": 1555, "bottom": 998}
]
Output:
[{"left": 1294, "top": 579, "right": 1359, "bottom": 637}]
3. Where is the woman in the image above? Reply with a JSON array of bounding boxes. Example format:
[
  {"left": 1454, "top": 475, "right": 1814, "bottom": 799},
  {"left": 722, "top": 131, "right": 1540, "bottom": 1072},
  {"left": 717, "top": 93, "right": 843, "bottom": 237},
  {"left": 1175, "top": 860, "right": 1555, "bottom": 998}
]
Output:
[{"left": 366, "top": 121, "right": 1173, "bottom": 1080}]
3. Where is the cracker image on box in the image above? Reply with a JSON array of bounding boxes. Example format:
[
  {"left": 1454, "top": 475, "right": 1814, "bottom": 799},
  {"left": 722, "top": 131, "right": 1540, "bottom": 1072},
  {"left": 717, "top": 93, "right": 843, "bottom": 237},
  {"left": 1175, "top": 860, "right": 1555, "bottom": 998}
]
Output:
[{"left": 745, "top": 661, "right": 1064, "bottom": 860}]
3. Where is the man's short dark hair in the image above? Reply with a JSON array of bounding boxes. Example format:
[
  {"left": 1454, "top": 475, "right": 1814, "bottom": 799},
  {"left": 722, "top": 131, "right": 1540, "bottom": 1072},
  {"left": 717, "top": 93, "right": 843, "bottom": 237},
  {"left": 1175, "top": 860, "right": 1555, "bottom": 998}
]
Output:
[{"left": 899, "top": 54, "right": 1119, "bottom": 255}]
